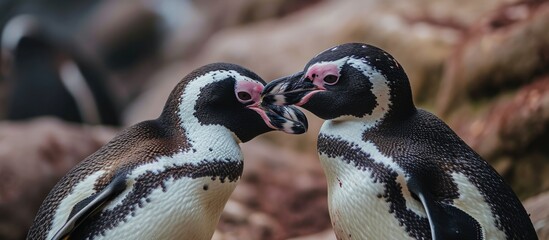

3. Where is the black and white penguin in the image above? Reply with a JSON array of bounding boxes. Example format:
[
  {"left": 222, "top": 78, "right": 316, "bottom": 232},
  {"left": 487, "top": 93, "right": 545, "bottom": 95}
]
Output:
[
  {"left": 262, "top": 43, "right": 537, "bottom": 240},
  {"left": 27, "top": 63, "right": 307, "bottom": 240},
  {"left": 1, "top": 14, "right": 119, "bottom": 125}
]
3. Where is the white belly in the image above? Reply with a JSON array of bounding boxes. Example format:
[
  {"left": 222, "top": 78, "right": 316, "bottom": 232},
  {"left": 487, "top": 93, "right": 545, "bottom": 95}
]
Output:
[
  {"left": 96, "top": 176, "right": 237, "bottom": 240},
  {"left": 320, "top": 154, "right": 421, "bottom": 240},
  {"left": 320, "top": 154, "right": 507, "bottom": 240}
]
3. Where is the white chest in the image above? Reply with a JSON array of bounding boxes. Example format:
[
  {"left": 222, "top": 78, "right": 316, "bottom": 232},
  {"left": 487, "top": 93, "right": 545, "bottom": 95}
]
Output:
[
  {"left": 98, "top": 175, "right": 238, "bottom": 240},
  {"left": 317, "top": 121, "right": 425, "bottom": 239},
  {"left": 319, "top": 152, "right": 420, "bottom": 240}
]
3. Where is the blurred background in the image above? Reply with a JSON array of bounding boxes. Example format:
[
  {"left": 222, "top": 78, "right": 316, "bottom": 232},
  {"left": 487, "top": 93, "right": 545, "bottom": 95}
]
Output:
[{"left": 0, "top": 0, "right": 548, "bottom": 239}]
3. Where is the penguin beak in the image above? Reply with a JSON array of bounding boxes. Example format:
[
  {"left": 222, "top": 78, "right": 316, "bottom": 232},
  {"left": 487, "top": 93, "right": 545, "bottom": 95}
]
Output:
[
  {"left": 249, "top": 102, "right": 308, "bottom": 134},
  {"left": 262, "top": 103, "right": 308, "bottom": 134},
  {"left": 261, "top": 71, "right": 325, "bottom": 106}
]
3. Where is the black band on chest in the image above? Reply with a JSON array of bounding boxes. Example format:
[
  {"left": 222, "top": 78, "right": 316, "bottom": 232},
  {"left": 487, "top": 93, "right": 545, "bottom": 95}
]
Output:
[{"left": 69, "top": 159, "right": 243, "bottom": 239}]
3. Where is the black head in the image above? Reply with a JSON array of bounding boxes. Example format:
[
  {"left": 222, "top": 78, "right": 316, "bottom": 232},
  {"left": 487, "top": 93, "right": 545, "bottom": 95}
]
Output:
[
  {"left": 160, "top": 63, "right": 307, "bottom": 142},
  {"left": 262, "top": 43, "right": 415, "bottom": 122}
]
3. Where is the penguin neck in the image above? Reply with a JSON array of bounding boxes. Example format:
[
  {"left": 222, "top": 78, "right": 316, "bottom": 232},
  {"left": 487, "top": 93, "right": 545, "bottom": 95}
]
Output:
[
  {"left": 182, "top": 114, "right": 241, "bottom": 155},
  {"left": 326, "top": 107, "right": 388, "bottom": 139},
  {"left": 320, "top": 120, "right": 369, "bottom": 145}
]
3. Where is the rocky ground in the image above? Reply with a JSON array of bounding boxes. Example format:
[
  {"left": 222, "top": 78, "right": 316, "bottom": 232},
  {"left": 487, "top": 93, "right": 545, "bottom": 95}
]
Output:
[{"left": 0, "top": 0, "right": 548, "bottom": 239}]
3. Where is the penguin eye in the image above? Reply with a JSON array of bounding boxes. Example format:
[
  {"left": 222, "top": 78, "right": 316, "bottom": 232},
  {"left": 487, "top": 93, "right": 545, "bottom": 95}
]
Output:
[
  {"left": 323, "top": 74, "right": 339, "bottom": 85},
  {"left": 237, "top": 91, "right": 252, "bottom": 102}
]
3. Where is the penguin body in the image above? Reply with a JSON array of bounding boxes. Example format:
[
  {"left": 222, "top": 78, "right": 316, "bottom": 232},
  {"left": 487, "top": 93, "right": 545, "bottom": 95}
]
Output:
[
  {"left": 262, "top": 43, "right": 537, "bottom": 239},
  {"left": 27, "top": 63, "right": 307, "bottom": 240},
  {"left": 318, "top": 111, "right": 508, "bottom": 239}
]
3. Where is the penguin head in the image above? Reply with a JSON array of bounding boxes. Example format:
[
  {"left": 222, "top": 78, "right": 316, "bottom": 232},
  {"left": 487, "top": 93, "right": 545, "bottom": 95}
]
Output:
[
  {"left": 160, "top": 63, "right": 308, "bottom": 142},
  {"left": 262, "top": 43, "right": 415, "bottom": 123}
]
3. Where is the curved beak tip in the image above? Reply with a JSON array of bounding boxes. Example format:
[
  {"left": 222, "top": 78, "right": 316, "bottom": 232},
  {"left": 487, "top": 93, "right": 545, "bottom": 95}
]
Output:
[
  {"left": 261, "top": 104, "right": 308, "bottom": 134},
  {"left": 284, "top": 109, "right": 308, "bottom": 134},
  {"left": 288, "top": 122, "right": 308, "bottom": 134}
]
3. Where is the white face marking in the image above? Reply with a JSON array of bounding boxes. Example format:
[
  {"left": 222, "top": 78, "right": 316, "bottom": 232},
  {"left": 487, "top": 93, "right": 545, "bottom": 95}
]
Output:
[
  {"left": 179, "top": 70, "right": 254, "bottom": 151},
  {"left": 306, "top": 56, "right": 391, "bottom": 123},
  {"left": 451, "top": 173, "right": 505, "bottom": 239},
  {"left": 308, "top": 57, "right": 348, "bottom": 76},
  {"left": 345, "top": 56, "right": 391, "bottom": 123}
]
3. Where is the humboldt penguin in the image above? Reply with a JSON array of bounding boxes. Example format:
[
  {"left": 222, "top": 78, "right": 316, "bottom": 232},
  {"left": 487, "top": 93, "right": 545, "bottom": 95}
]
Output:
[
  {"left": 262, "top": 43, "right": 537, "bottom": 240},
  {"left": 27, "top": 62, "right": 307, "bottom": 240}
]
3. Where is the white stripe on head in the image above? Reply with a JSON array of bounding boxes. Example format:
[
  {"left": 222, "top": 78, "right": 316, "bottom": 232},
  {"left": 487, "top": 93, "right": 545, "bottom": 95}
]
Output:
[
  {"left": 307, "top": 57, "right": 348, "bottom": 74},
  {"left": 178, "top": 70, "right": 243, "bottom": 149},
  {"left": 343, "top": 56, "right": 391, "bottom": 123},
  {"left": 306, "top": 56, "right": 391, "bottom": 124}
]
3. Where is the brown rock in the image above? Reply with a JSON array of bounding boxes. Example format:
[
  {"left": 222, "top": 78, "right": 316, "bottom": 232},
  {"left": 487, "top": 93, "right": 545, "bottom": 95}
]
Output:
[
  {"left": 0, "top": 118, "right": 116, "bottom": 240},
  {"left": 195, "top": 0, "right": 324, "bottom": 29},
  {"left": 499, "top": 76, "right": 549, "bottom": 151},
  {"left": 436, "top": 2, "right": 549, "bottom": 199},
  {"left": 449, "top": 76, "right": 549, "bottom": 198},
  {"left": 221, "top": 200, "right": 253, "bottom": 225},
  {"left": 452, "top": 76, "right": 549, "bottom": 158},
  {"left": 286, "top": 228, "right": 336, "bottom": 240},
  {"left": 201, "top": 0, "right": 462, "bottom": 106},
  {"left": 248, "top": 212, "right": 285, "bottom": 240},
  {"left": 437, "top": 0, "right": 549, "bottom": 116}
]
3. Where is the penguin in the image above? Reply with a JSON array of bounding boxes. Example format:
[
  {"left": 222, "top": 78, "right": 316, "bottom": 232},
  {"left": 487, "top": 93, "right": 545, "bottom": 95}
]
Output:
[
  {"left": 262, "top": 43, "right": 537, "bottom": 240},
  {"left": 1, "top": 14, "right": 120, "bottom": 125},
  {"left": 26, "top": 62, "right": 307, "bottom": 240}
]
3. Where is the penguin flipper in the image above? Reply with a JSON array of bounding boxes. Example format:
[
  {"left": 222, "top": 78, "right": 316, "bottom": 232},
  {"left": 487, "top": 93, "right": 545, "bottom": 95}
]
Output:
[
  {"left": 407, "top": 174, "right": 483, "bottom": 240},
  {"left": 52, "top": 173, "right": 127, "bottom": 240}
]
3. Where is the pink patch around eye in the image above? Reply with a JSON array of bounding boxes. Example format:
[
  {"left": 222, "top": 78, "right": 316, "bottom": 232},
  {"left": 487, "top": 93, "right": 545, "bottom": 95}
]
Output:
[
  {"left": 307, "top": 63, "right": 340, "bottom": 85},
  {"left": 235, "top": 80, "right": 263, "bottom": 103}
]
